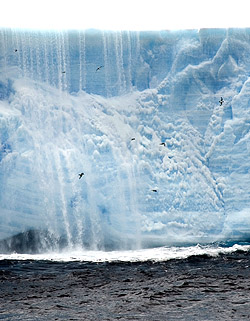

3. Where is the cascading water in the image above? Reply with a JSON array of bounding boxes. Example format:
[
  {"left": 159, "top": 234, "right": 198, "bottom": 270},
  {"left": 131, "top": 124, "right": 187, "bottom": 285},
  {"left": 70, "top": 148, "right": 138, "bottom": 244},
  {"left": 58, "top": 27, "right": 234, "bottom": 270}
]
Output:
[{"left": 0, "top": 28, "right": 250, "bottom": 253}]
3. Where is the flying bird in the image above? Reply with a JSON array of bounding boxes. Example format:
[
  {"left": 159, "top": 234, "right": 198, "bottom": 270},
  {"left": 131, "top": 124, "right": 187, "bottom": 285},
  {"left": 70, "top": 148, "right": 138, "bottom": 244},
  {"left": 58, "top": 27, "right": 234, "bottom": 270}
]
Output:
[
  {"left": 14, "top": 49, "right": 18, "bottom": 52},
  {"left": 219, "top": 97, "right": 224, "bottom": 106},
  {"left": 96, "top": 65, "right": 104, "bottom": 72},
  {"left": 160, "top": 142, "right": 166, "bottom": 146},
  {"left": 131, "top": 138, "right": 136, "bottom": 141},
  {"left": 151, "top": 189, "right": 158, "bottom": 193},
  {"left": 78, "top": 173, "right": 84, "bottom": 179}
]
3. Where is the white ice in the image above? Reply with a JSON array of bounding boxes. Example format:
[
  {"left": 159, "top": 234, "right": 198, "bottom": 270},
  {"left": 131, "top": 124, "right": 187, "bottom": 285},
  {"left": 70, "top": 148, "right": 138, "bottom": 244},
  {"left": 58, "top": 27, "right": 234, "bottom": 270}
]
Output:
[{"left": 0, "top": 28, "right": 250, "bottom": 251}]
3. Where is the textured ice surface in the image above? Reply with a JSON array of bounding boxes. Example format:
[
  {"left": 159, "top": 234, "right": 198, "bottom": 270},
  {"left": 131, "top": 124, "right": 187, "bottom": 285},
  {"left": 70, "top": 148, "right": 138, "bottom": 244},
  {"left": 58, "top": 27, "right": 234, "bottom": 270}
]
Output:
[{"left": 0, "top": 28, "right": 250, "bottom": 251}]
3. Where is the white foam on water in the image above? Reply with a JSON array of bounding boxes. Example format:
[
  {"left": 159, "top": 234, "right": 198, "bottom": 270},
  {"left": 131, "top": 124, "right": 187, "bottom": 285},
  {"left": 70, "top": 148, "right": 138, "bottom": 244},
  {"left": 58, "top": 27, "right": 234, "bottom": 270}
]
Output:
[{"left": 1, "top": 244, "right": 249, "bottom": 263}]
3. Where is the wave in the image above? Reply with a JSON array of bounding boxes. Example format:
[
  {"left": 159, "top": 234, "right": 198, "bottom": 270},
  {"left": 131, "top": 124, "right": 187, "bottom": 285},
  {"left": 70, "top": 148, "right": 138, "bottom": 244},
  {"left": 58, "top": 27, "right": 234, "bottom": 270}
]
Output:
[{"left": 1, "top": 243, "right": 250, "bottom": 263}]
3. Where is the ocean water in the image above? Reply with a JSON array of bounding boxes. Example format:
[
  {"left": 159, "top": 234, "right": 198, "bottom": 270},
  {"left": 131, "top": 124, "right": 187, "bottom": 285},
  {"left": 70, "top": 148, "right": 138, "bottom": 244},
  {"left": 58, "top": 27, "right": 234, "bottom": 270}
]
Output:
[{"left": 1, "top": 246, "right": 250, "bottom": 321}]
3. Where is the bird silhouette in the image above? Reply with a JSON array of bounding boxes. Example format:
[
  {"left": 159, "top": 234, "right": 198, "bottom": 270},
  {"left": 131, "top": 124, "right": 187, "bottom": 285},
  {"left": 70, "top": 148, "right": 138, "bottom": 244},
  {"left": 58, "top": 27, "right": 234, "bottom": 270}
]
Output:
[
  {"left": 219, "top": 97, "right": 224, "bottom": 106},
  {"left": 78, "top": 173, "right": 84, "bottom": 179},
  {"left": 151, "top": 189, "right": 157, "bottom": 192},
  {"left": 96, "top": 65, "right": 104, "bottom": 72},
  {"left": 159, "top": 142, "right": 166, "bottom": 146}
]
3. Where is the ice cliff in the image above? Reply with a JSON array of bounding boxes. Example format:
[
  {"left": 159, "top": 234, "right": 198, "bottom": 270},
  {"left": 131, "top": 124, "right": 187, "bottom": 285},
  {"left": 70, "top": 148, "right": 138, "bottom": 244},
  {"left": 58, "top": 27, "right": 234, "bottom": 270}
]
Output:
[{"left": 0, "top": 28, "right": 250, "bottom": 251}]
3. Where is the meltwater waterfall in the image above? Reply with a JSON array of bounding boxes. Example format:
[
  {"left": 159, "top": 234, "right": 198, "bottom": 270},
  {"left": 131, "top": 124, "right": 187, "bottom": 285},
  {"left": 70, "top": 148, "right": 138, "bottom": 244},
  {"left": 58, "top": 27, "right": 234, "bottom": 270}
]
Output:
[
  {"left": 0, "top": 28, "right": 250, "bottom": 253},
  {"left": 1, "top": 29, "right": 143, "bottom": 96}
]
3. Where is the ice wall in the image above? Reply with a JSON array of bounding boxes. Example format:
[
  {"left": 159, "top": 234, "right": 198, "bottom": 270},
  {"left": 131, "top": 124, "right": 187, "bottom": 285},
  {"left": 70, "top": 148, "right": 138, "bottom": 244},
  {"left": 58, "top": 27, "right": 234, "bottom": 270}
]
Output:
[{"left": 0, "top": 28, "right": 250, "bottom": 252}]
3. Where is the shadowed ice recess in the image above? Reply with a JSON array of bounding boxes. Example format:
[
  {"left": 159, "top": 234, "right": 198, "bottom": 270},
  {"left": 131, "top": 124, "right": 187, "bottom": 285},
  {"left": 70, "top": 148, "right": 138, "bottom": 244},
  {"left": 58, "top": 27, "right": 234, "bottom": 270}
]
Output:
[{"left": 0, "top": 28, "right": 250, "bottom": 253}]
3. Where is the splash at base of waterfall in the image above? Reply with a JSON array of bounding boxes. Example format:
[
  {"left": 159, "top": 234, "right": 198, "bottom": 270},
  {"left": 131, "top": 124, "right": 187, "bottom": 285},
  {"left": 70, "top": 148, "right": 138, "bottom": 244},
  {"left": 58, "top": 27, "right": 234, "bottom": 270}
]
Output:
[{"left": 1, "top": 242, "right": 250, "bottom": 263}]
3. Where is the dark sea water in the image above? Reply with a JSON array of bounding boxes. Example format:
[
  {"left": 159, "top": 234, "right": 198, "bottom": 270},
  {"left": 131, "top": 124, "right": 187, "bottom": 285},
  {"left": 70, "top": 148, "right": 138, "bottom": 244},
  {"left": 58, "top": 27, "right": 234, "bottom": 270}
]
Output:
[{"left": 1, "top": 249, "right": 250, "bottom": 320}]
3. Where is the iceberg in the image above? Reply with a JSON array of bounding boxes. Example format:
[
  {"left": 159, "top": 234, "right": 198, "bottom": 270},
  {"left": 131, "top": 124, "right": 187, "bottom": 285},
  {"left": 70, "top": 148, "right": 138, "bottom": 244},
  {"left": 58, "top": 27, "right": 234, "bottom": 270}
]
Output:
[{"left": 0, "top": 28, "right": 250, "bottom": 252}]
